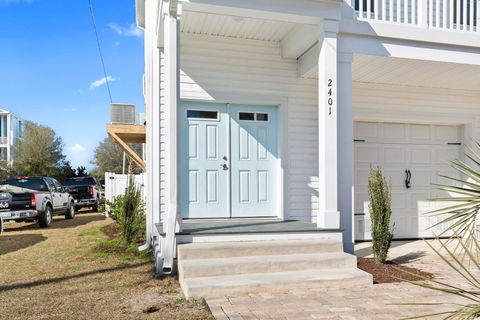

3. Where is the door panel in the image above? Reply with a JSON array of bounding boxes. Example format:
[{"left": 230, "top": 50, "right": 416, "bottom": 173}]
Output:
[
  {"left": 230, "top": 105, "right": 278, "bottom": 217},
  {"left": 179, "top": 102, "right": 229, "bottom": 218},
  {"left": 179, "top": 103, "right": 279, "bottom": 219}
]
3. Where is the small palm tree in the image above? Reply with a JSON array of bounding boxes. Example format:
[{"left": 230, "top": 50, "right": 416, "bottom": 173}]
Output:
[
  {"left": 428, "top": 142, "right": 480, "bottom": 250},
  {"left": 404, "top": 141, "right": 480, "bottom": 319},
  {"left": 401, "top": 235, "right": 480, "bottom": 319}
]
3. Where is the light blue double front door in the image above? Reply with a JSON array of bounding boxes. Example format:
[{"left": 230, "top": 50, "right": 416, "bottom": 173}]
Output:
[{"left": 179, "top": 102, "right": 278, "bottom": 219}]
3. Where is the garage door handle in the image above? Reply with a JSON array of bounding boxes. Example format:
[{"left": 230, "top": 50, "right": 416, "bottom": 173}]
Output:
[{"left": 405, "top": 170, "right": 412, "bottom": 189}]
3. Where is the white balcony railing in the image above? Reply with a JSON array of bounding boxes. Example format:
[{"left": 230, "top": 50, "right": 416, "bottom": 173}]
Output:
[{"left": 355, "top": 0, "right": 479, "bottom": 32}]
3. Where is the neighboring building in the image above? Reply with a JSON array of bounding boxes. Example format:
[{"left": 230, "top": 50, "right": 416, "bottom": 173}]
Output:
[
  {"left": 136, "top": 0, "right": 480, "bottom": 297},
  {"left": 0, "top": 108, "right": 24, "bottom": 165}
]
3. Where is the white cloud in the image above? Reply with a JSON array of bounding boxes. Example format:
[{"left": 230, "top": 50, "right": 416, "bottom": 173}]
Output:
[
  {"left": 70, "top": 144, "right": 85, "bottom": 153},
  {"left": 89, "top": 76, "right": 117, "bottom": 90},
  {"left": 109, "top": 23, "right": 143, "bottom": 38},
  {"left": 63, "top": 107, "right": 77, "bottom": 113}
]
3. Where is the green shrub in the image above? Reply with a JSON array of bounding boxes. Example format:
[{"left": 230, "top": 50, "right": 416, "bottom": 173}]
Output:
[
  {"left": 107, "top": 175, "right": 145, "bottom": 244},
  {"left": 368, "top": 166, "right": 394, "bottom": 264}
]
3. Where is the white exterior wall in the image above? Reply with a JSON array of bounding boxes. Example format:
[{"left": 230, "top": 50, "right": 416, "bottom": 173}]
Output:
[
  {"left": 157, "top": 32, "right": 480, "bottom": 225},
  {"left": 163, "top": 34, "right": 320, "bottom": 222},
  {"left": 353, "top": 82, "right": 480, "bottom": 124}
]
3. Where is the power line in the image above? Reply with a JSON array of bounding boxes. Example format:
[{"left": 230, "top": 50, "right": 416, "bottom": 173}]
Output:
[{"left": 88, "top": 0, "right": 113, "bottom": 104}]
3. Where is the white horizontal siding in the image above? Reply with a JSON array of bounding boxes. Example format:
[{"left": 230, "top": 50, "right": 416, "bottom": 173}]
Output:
[
  {"left": 179, "top": 34, "right": 319, "bottom": 222},
  {"left": 353, "top": 82, "right": 480, "bottom": 124},
  {"left": 158, "top": 32, "right": 480, "bottom": 224}
]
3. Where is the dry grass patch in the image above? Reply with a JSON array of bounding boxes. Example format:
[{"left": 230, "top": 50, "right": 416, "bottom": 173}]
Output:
[{"left": 0, "top": 213, "right": 213, "bottom": 320}]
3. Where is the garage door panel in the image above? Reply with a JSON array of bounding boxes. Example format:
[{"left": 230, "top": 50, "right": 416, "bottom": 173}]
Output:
[
  {"left": 435, "top": 126, "right": 460, "bottom": 142},
  {"left": 435, "top": 170, "right": 461, "bottom": 186},
  {"left": 355, "top": 192, "right": 369, "bottom": 213},
  {"left": 354, "top": 121, "right": 461, "bottom": 240},
  {"left": 355, "top": 169, "right": 370, "bottom": 187},
  {"left": 409, "top": 124, "right": 431, "bottom": 141},
  {"left": 410, "top": 170, "right": 432, "bottom": 188},
  {"left": 356, "top": 146, "right": 380, "bottom": 164},
  {"left": 384, "top": 169, "right": 405, "bottom": 187},
  {"left": 409, "top": 148, "right": 431, "bottom": 164},
  {"left": 391, "top": 192, "right": 407, "bottom": 209},
  {"left": 383, "top": 123, "right": 407, "bottom": 140},
  {"left": 434, "top": 148, "right": 459, "bottom": 164},
  {"left": 409, "top": 192, "right": 432, "bottom": 210},
  {"left": 384, "top": 147, "right": 406, "bottom": 164}
]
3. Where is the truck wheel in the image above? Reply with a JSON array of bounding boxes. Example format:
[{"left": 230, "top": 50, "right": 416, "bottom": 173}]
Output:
[
  {"left": 92, "top": 202, "right": 99, "bottom": 213},
  {"left": 65, "top": 202, "right": 75, "bottom": 220},
  {"left": 38, "top": 206, "right": 53, "bottom": 228},
  {"left": 0, "top": 216, "right": 3, "bottom": 234}
]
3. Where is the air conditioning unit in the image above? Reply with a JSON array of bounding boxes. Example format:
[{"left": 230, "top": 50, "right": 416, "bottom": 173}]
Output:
[
  {"left": 110, "top": 104, "right": 136, "bottom": 124},
  {"left": 137, "top": 112, "right": 146, "bottom": 125}
]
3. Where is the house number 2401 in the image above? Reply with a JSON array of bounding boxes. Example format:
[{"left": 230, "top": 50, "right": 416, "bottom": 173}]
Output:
[{"left": 327, "top": 78, "right": 334, "bottom": 115}]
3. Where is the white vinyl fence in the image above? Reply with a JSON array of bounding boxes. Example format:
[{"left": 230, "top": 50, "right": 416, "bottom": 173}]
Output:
[{"left": 104, "top": 172, "right": 147, "bottom": 209}]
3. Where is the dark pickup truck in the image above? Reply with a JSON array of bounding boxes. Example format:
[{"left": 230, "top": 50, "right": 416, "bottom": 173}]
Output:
[
  {"left": 64, "top": 177, "right": 100, "bottom": 212},
  {"left": 0, "top": 176, "right": 75, "bottom": 233}
]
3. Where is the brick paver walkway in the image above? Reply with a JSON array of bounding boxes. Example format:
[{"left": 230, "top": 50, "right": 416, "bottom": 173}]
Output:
[{"left": 206, "top": 240, "right": 474, "bottom": 320}]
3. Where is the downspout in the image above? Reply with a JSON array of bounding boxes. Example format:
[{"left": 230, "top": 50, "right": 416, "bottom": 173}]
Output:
[{"left": 137, "top": 0, "right": 152, "bottom": 252}]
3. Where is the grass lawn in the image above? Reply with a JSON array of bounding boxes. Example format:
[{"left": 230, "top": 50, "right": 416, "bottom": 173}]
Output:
[{"left": 0, "top": 212, "right": 213, "bottom": 320}]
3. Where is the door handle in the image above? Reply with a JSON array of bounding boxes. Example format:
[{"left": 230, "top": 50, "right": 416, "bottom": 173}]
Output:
[
  {"left": 405, "top": 169, "right": 412, "bottom": 189},
  {"left": 221, "top": 164, "right": 229, "bottom": 171}
]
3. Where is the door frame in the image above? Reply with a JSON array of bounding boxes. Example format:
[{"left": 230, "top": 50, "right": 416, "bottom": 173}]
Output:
[{"left": 179, "top": 95, "right": 288, "bottom": 220}]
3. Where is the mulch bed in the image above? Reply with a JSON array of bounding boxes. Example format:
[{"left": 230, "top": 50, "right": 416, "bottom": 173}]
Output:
[
  {"left": 358, "top": 257, "right": 434, "bottom": 284},
  {"left": 100, "top": 223, "right": 122, "bottom": 240}
]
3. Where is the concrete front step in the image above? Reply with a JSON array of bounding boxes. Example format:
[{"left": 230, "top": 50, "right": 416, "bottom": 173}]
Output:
[
  {"left": 179, "top": 252, "right": 357, "bottom": 280},
  {"left": 182, "top": 268, "right": 373, "bottom": 299},
  {"left": 177, "top": 239, "right": 343, "bottom": 260}
]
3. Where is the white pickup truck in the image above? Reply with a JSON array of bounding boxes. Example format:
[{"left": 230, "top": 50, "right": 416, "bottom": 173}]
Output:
[{"left": 0, "top": 176, "right": 75, "bottom": 233}]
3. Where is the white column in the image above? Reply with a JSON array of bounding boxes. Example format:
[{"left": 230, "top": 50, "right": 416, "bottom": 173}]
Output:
[
  {"left": 162, "top": 6, "right": 180, "bottom": 274},
  {"left": 318, "top": 23, "right": 340, "bottom": 230},
  {"left": 337, "top": 52, "right": 354, "bottom": 253}
]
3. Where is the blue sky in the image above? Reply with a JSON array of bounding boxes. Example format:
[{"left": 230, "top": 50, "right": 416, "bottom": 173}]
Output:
[{"left": 0, "top": 0, "right": 144, "bottom": 170}]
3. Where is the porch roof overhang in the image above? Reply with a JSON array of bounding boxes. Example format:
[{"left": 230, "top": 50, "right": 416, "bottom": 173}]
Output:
[
  {"left": 107, "top": 124, "right": 146, "bottom": 172},
  {"left": 153, "top": 0, "right": 342, "bottom": 58}
]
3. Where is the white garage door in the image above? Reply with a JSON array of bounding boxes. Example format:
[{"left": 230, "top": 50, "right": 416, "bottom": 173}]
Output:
[{"left": 354, "top": 122, "right": 462, "bottom": 240}]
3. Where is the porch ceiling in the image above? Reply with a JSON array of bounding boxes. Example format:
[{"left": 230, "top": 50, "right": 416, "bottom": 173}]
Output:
[
  {"left": 353, "top": 54, "right": 480, "bottom": 91},
  {"left": 181, "top": 11, "right": 296, "bottom": 42}
]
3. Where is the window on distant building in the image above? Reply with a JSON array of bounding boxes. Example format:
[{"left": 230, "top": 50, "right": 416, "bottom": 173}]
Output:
[{"left": 0, "top": 148, "right": 7, "bottom": 162}]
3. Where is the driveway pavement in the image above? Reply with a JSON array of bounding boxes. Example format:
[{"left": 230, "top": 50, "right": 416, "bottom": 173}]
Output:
[{"left": 207, "top": 240, "right": 474, "bottom": 320}]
